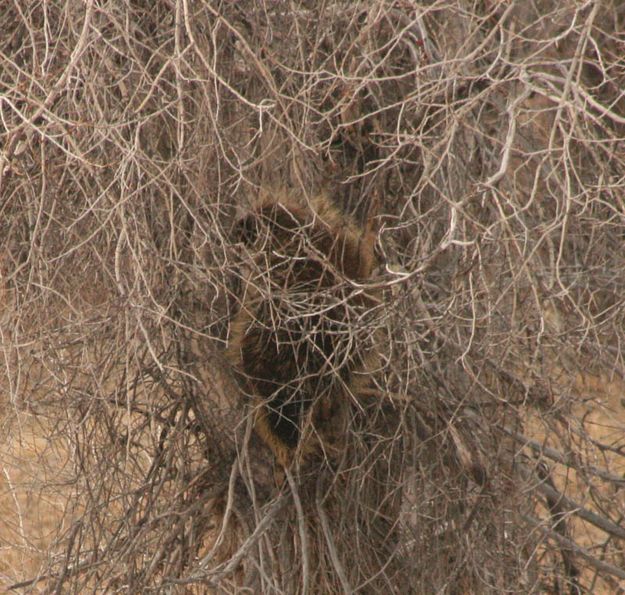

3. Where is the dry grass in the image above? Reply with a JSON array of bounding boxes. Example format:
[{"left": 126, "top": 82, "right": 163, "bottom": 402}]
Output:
[{"left": 1, "top": 0, "right": 625, "bottom": 592}]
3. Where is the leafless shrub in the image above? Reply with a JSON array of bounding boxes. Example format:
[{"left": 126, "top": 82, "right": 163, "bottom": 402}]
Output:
[{"left": 1, "top": 0, "right": 624, "bottom": 592}]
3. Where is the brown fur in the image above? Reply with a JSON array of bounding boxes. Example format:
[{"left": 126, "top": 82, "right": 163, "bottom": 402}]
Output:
[{"left": 228, "top": 192, "right": 379, "bottom": 467}]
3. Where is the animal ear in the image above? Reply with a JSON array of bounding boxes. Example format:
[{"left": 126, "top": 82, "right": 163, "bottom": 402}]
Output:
[
  {"left": 234, "top": 212, "right": 259, "bottom": 246},
  {"left": 364, "top": 192, "right": 381, "bottom": 235},
  {"left": 357, "top": 193, "right": 381, "bottom": 278}
]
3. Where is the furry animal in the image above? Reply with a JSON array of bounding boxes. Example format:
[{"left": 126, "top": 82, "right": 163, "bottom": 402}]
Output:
[{"left": 228, "top": 192, "right": 379, "bottom": 467}]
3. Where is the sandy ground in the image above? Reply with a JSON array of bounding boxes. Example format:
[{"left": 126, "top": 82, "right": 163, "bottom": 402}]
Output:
[{"left": 0, "top": 414, "right": 73, "bottom": 589}]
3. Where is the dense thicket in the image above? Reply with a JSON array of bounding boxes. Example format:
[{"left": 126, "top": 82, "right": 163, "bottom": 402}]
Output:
[{"left": 1, "top": 1, "right": 624, "bottom": 592}]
